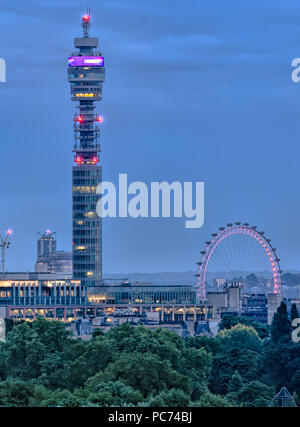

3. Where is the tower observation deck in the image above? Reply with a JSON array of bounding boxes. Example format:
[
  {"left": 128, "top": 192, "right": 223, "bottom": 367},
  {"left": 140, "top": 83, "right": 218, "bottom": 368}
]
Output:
[{"left": 68, "top": 14, "right": 105, "bottom": 286}]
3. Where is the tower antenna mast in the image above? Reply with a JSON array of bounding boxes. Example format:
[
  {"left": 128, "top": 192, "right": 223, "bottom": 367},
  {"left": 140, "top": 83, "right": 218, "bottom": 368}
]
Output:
[{"left": 82, "top": 9, "right": 91, "bottom": 38}]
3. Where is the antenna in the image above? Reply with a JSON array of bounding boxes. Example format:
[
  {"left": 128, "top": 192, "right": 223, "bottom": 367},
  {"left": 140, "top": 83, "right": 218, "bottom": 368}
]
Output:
[
  {"left": 0, "top": 229, "right": 12, "bottom": 273},
  {"left": 82, "top": 9, "right": 91, "bottom": 38}
]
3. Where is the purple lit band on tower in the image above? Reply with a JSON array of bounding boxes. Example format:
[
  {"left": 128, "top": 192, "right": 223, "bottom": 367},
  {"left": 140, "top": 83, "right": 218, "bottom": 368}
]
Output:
[{"left": 68, "top": 56, "right": 104, "bottom": 67}]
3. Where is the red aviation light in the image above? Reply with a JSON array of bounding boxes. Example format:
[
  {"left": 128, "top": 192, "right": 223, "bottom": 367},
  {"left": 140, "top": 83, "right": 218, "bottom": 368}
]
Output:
[
  {"left": 75, "top": 156, "right": 82, "bottom": 164},
  {"left": 83, "top": 15, "right": 90, "bottom": 21},
  {"left": 97, "top": 116, "right": 103, "bottom": 123},
  {"left": 77, "top": 116, "right": 84, "bottom": 122},
  {"left": 92, "top": 156, "right": 98, "bottom": 163}
]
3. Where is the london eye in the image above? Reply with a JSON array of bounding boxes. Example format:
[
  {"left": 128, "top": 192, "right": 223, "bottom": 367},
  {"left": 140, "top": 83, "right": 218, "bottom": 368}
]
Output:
[{"left": 195, "top": 222, "right": 282, "bottom": 301}]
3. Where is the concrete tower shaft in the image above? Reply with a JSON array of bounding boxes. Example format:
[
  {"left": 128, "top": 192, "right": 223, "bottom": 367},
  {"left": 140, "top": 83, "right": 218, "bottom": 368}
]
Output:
[{"left": 68, "top": 15, "right": 105, "bottom": 287}]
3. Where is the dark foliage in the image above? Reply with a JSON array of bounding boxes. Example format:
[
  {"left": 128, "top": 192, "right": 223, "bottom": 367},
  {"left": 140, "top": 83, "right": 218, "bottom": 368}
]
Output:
[{"left": 0, "top": 301, "right": 298, "bottom": 407}]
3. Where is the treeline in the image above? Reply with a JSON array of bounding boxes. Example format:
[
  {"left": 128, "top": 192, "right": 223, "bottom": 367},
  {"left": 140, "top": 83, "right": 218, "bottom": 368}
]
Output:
[
  {"left": 282, "top": 272, "right": 300, "bottom": 287},
  {"left": 0, "top": 302, "right": 299, "bottom": 407}
]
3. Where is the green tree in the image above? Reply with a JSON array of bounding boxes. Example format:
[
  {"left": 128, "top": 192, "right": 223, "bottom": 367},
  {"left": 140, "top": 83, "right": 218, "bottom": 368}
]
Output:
[
  {"left": 0, "top": 379, "right": 35, "bottom": 407},
  {"left": 92, "top": 329, "right": 104, "bottom": 338},
  {"left": 218, "top": 314, "right": 269, "bottom": 339},
  {"left": 181, "top": 346, "right": 211, "bottom": 400},
  {"left": 106, "top": 325, "right": 185, "bottom": 372},
  {"left": 87, "top": 381, "right": 143, "bottom": 407},
  {"left": 185, "top": 335, "right": 221, "bottom": 355},
  {"left": 217, "top": 324, "right": 262, "bottom": 352},
  {"left": 291, "top": 303, "right": 299, "bottom": 322},
  {"left": 293, "top": 392, "right": 300, "bottom": 407},
  {"left": 36, "top": 388, "right": 85, "bottom": 407},
  {"left": 191, "top": 392, "right": 231, "bottom": 407},
  {"left": 271, "top": 302, "right": 291, "bottom": 344},
  {"left": 3, "top": 318, "right": 72, "bottom": 381},
  {"left": 28, "top": 384, "right": 53, "bottom": 407},
  {"left": 210, "top": 348, "right": 259, "bottom": 394},
  {"left": 290, "top": 369, "right": 300, "bottom": 397},
  {"left": 86, "top": 352, "right": 191, "bottom": 397},
  {"left": 226, "top": 371, "right": 244, "bottom": 405},
  {"left": 227, "top": 371, "right": 244, "bottom": 393},
  {"left": 246, "top": 274, "right": 259, "bottom": 287},
  {"left": 261, "top": 339, "right": 300, "bottom": 395},
  {"left": 1, "top": 318, "right": 292, "bottom": 407},
  {"left": 233, "top": 380, "right": 275, "bottom": 407},
  {"left": 147, "top": 388, "right": 190, "bottom": 407},
  {"left": 104, "top": 323, "right": 211, "bottom": 401},
  {"left": 4, "top": 319, "right": 24, "bottom": 336}
]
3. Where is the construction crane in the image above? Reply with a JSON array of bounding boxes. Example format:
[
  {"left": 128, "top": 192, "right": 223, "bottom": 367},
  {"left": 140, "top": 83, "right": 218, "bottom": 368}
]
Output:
[{"left": 0, "top": 229, "right": 12, "bottom": 273}]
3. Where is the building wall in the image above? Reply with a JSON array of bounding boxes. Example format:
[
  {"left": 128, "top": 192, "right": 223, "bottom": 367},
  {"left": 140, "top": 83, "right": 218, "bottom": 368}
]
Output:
[
  {"left": 72, "top": 165, "right": 102, "bottom": 286},
  {"left": 206, "top": 292, "right": 228, "bottom": 318},
  {"left": 37, "top": 233, "right": 56, "bottom": 263},
  {"left": 0, "top": 278, "right": 278, "bottom": 327},
  {"left": 227, "top": 285, "right": 242, "bottom": 313},
  {"left": 87, "top": 285, "right": 196, "bottom": 305},
  {"left": 0, "top": 279, "right": 86, "bottom": 307}
]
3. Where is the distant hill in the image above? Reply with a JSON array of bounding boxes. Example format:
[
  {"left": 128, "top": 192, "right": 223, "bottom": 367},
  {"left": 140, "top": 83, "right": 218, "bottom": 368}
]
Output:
[
  {"left": 104, "top": 270, "right": 300, "bottom": 286},
  {"left": 104, "top": 270, "right": 297, "bottom": 286}
]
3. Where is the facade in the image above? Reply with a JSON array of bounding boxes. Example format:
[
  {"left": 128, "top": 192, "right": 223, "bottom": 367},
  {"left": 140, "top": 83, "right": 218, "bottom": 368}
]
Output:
[
  {"left": 206, "top": 283, "right": 274, "bottom": 324},
  {"left": 206, "top": 283, "right": 243, "bottom": 318},
  {"left": 0, "top": 277, "right": 87, "bottom": 321},
  {"left": 69, "top": 15, "right": 105, "bottom": 287},
  {"left": 35, "top": 231, "right": 72, "bottom": 277},
  {"left": 87, "top": 283, "right": 197, "bottom": 305},
  {"left": 36, "top": 231, "right": 56, "bottom": 264},
  {"left": 0, "top": 277, "right": 210, "bottom": 323},
  {"left": 48, "top": 251, "right": 72, "bottom": 275},
  {"left": 0, "top": 277, "right": 281, "bottom": 327},
  {"left": 242, "top": 293, "right": 268, "bottom": 323}
]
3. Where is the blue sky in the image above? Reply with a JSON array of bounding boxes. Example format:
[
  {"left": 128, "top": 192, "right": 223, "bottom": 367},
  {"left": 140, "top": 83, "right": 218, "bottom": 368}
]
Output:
[{"left": 0, "top": 0, "right": 300, "bottom": 273}]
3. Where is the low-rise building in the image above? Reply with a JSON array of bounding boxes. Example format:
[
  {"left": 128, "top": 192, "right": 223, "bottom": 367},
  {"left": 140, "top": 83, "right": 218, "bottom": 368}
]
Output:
[{"left": 0, "top": 277, "right": 282, "bottom": 331}]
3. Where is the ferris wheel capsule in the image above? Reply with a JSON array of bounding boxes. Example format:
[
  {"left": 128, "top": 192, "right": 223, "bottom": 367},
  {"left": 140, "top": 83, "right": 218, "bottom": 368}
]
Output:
[
  {"left": 251, "top": 226, "right": 257, "bottom": 230},
  {"left": 205, "top": 241, "right": 211, "bottom": 245},
  {"left": 219, "top": 227, "right": 225, "bottom": 231},
  {"left": 211, "top": 233, "right": 218, "bottom": 237},
  {"left": 259, "top": 231, "right": 265, "bottom": 235},
  {"left": 200, "top": 251, "right": 206, "bottom": 255},
  {"left": 196, "top": 261, "right": 202, "bottom": 266},
  {"left": 194, "top": 273, "right": 200, "bottom": 277},
  {"left": 227, "top": 223, "right": 233, "bottom": 227},
  {"left": 235, "top": 222, "right": 241, "bottom": 225},
  {"left": 243, "top": 222, "right": 249, "bottom": 226}
]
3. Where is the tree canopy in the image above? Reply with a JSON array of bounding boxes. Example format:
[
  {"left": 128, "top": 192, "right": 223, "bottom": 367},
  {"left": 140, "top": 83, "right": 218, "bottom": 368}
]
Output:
[{"left": 0, "top": 303, "right": 298, "bottom": 407}]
